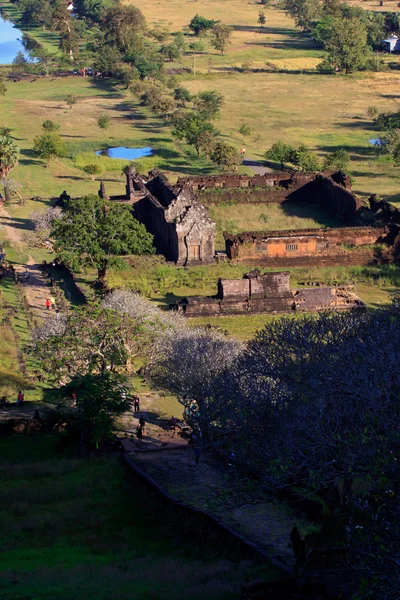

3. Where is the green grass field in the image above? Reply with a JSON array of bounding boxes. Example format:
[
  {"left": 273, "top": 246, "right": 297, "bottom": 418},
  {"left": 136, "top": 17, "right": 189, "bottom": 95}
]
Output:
[{"left": 0, "top": 435, "right": 265, "bottom": 600}]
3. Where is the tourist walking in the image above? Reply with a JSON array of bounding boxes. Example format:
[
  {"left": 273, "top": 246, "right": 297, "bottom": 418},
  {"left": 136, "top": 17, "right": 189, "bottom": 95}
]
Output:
[
  {"left": 133, "top": 395, "right": 140, "bottom": 413},
  {"left": 50, "top": 296, "right": 56, "bottom": 310},
  {"left": 45, "top": 298, "right": 51, "bottom": 311},
  {"left": 16, "top": 390, "right": 24, "bottom": 406},
  {"left": 136, "top": 425, "right": 143, "bottom": 442},
  {"left": 24, "top": 270, "right": 29, "bottom": 282}
]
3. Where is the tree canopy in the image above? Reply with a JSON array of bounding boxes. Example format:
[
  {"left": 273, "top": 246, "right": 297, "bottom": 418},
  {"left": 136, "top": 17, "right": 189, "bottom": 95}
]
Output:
[{"left": 51, "top": 194, "right": 154, "bottom": 283}]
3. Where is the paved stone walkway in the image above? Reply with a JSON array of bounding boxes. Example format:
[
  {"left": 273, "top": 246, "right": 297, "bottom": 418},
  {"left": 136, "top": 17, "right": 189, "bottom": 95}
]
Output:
[
  {"left": 243, "top": 155, "right": 273, "bottom": 175},
  {"left": 119, "top": 393, "right": 313, "bottom": 571}
]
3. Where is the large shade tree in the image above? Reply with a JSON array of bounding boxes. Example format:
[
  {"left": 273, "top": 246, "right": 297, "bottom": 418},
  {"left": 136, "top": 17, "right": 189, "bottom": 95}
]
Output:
[
  {"left": 51, "top": 194, "right": 154, "bottom": 284},
  {"left": 0, "top": 135, "right": 19, "bottom": 202}
]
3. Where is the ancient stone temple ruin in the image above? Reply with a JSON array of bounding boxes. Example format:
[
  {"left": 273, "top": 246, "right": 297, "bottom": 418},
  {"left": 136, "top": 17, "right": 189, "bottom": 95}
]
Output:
[
  {"left": 172, "top": 270, "right": 365, "bottom": 316},
  {"left": 128, "top": 169, "right": 216, "bottom": 266}
]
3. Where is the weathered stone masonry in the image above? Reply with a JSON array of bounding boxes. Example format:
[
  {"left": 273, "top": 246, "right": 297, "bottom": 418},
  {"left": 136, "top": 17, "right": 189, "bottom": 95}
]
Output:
[
  {"left": 172, "top": 270, "right": 365, "bottom": 316},
  {"left": 131, "top": 170, "right": 216, "bottom": 266},
  {"left": 224, "top": 226, "right": 386, "bottom": 265}
]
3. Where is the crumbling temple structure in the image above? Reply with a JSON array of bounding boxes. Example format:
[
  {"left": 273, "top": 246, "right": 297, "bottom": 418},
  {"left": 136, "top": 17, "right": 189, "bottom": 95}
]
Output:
[
  {"left": 105, "top": 168, "right": 217, "bottom": 266},
  {"left": 172, "top": 270, "right": 365, "bottom": 316},
  {"left": 224, "top": 226, "right": 386, "bottom": 266}
]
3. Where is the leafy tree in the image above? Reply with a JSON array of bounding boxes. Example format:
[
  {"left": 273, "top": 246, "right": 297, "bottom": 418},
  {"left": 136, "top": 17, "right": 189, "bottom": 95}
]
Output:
[
  {"left": 193, "top": 90, "right": 224, "bottom": 120},
  {"left": 116, "top": 64, "right": 139, "bottom": 89},
  {"left": 172, "top": 112, "right": 217, "bottom": 156},
  {"left": 31, "top": 305, "right": 142, "bottom": 377},
  {"left": 323, "top": 148, "right": 350, "bottom": 171},
  {"left": 174, "top": 86, "right": 192, "bottom": 107},
  {"left": 291, "top": 144, "right": 321, "bottom": 172},
  {"left": 282, "top": 0, "right": 322, "bottom": 31},
  {"left": 211, "top": 142, "right": 240, "bottom": 170},
  {"left": 51, "top": 1, "right": 76, "bottom": 61},
  {"left": 323, "top": 17, "right": 370, "bottom": 73},
  {"left": 376, "top": 110, "right": 400, "bottom": 130},
  {"left": 73, "top": 0, "right": 114, "bottom": 22},
  {"left": 33, "top": 132, "right": 67, "bottom": 167},
  {"left": 0, "top": 135, "right": 19, "bottom": 202},
  {"left": 189, "top": 40, "right": 205, "bottom": 54},
  {"left": 93, "top": 45, "right": 123, "bottom": 75},
  {"left": 51, "top": 194, "right": 154, "bottom": 284},
  {"left": 21, "top": 0, "right": 52, "bottom": 29},
  {"left": 265, "top": 140, "right": 295, "bottom": 169},
  {"left": 66, "top": 94, "right": 77, "bottom": 109},
  {"left": 149, "top": 26, "right": 170, "bottom": 43},
  {"left": 42, "top": 119, "right": 60, "bottom": 132},
  {"left": 367, "top": 105, "right": 379, "bottom": 120},
  {"left": 97, "top": 114, "right": 110, "bottom": 135},
  {"left": 29, "top": 48, "right": 55, "bottom": 77},
  {"left": 174, "top": 31, "right": 187, "bottom": 54},
  {"left": 160, "top": 43, "right": 180, "bottom": 62},
  {"left": 0, "top": 77, "right": 6, "bottom": 96},
  {"left": 102, "top": 5, "right": 146, "bottom": 53},
  {"left": 83, "top": 164, "right": 103, "bottom": 180},
  {"left": 189, "top": 14, "right": 216, "bottom": 36},
  {"left": 239, "top": 124, "right": 251, "bottom": 136},
  {"left": 258, "top": 12, "right": 266, "bottom": 26},
  {"left": 12, "top": 51, "right": 28, "bottom": 71},
  {"left": 0, "top": 126, "right": 14, "bottom": 137},
  {"left": 210, "top": 24, "right": 232, "bottom": 55}
]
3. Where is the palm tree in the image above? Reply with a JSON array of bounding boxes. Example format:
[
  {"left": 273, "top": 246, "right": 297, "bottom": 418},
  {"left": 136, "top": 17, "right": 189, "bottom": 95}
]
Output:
[{"left": 0, "top": 136, "right": 19, "bottom": 203}]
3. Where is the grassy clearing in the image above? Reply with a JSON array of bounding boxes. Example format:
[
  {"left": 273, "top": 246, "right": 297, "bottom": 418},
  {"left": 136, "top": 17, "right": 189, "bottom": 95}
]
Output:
[
  {"left": 0, "top": 435, "right": 266, "bottom": 600},
  {"left": 0, "top": 77, "right": 214, "bottom": 201}
]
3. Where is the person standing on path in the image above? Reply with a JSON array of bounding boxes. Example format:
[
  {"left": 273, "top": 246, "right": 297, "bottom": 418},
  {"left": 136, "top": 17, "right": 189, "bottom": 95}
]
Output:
[
  {"left": 133, "top": 395, "right": 140, "bottom": 414},
  {"left": 50, "top": 296, "right": 56, "bottom": 310},
  {"left": 139, "top": 415, "right": 146, "bottom": 436},
  {"left": 45, "top": 298, "right": 51, "bottom": 311},
  {"left": 17, "top": 390, "right": 24, "bottom": 406},
  {"left": 136, "top": 425, "right": 143, "bottom": 442}
]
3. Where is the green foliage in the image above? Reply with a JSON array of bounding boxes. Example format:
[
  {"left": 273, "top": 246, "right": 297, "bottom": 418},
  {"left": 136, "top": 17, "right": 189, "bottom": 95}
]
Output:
[
  {"left": 189, "top": 40, "right": 205, "bottom": 54},
  {"left": 173, "top": 86, "right": 192, "bottom": 107},
  {"left": 265, "top": 140, "right": 295, "bottom": 169},
  {"left": 193, "top": 90, "right": 224, "bottom": 120},
  {"left": 33, "top": 132, "right": 67, "bottom": 166},
  {"left": 210, "top": 24, "right": 233, "bottom": 55},
  {"left": 42, "top": 119, "right": 60, "bottom": 132},
  {"left": 97, "top": 114, "right": 111, "bottom": 132},
  {"left": 21, "top": 0, "right": 52, "bottom": 28},
  {"left": 172, "top": 112, "right": 217, "bottom": 156},
  {"left": 291, "top": 144, "right": 321, "bottom": 172},
  {"left": 160, "top": 43, "right": 180, "bottom": 62},
  {"left": 367, "top": 105, "right": 379, "bottom": 120},
  {"left": 83, "top": 163, "right": 103, "bottom": 180},
  {"left": 210, "top": 141, "right": 240, "bottom": 169},
  {"left": 66, "top": 94, "right": 77, "bottom": 109},
  {"left": 322, "top": 17, "right": 371, "bottom": 73},
  {"left": 101, "top": 4, "right": 146, "bottom": 53},
  {"left": 239, "top": 124, "right": 251, "bottom": 136},
  {"left": 283, "top": 0, "right": 322, "bottom": 31},
  {"left": 58, "top": 372, "right": 132, "bottom": 450},
  {"left": 323, "top": 148, "right": 350, "bottom": 171},
  {"left": 0, "top": 135, "right": 19, "bottom": 181},
  {"left": 74, "top": 0, "right": 115, "bottom": 22},
  {"left": 52, "top": 194, "right": 155, "bottom": 282},
  {"left": 376, "top": 110, "right": 400, "bottom": 131},
  {"left": 188, "top": 14, "right": 216, "bottom": 36}
]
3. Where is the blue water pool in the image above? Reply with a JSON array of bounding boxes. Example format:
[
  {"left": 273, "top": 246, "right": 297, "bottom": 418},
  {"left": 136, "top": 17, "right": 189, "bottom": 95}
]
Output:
[
  {"left": 96, "top": 147, "right": 153, "bottom": 160},
  {"left": 0, "top": 15, "right": 30, "bottom": 64}
]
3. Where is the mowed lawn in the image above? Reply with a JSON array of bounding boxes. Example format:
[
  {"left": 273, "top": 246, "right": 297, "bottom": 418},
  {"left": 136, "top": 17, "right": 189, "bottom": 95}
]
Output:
[{"left": 0, "top": 435, "right": 263, "bottom": 600}]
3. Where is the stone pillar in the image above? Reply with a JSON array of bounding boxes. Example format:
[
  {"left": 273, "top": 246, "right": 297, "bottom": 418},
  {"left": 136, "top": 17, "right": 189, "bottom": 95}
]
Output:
[{"left": 98, "top": 181, "right": 109, "bottom": 200}]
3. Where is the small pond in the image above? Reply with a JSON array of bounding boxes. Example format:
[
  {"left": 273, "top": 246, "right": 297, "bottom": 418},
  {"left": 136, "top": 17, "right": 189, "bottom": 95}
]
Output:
[
  {"left": 96, "top": 147, "right": 153, "bottom": 160},
  {"left": 0, "top": 15, "right": 30, "bottom": 65}
]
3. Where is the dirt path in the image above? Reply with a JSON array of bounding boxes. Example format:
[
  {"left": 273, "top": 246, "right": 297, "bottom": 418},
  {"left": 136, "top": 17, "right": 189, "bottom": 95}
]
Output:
[{"left": 0, "top": 205, "right": 51, "bottom": 322}]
